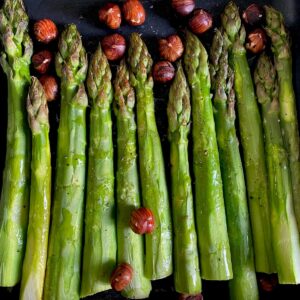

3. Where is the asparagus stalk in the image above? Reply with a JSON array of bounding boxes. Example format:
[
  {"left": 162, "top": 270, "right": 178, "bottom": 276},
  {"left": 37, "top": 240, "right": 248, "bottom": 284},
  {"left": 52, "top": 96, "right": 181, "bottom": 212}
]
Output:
[
  {"left": 221, "top": 1, "right": 275, "bottom": 273},
  {"left": 20, "top": 77, "right": 51, "bottom": 300},
  {"left": 80, "top": 44, "right": 117, "bottom": 297},
  {"left": 43, "top": 24, "right": 88, "bottom": 300},
  {"left": 265, "top": 6, "right": 300, "bottom": 231},
  {"left": 127, "top": 33, "right": 172, "bottom": 280},
  {"left": 114, "top": 59, "right": 152, "bottom": 299},
  {"left": 210, "top": 29, "right": 258, "bottom": 300},
  {"left": 167, "top": 62, "right": 202, "bottom": 294},
  {"left": 184, "top": 30, "right": 232, "bottom": 280},
  {"left": 254, "top": 53, "right": 300, "bottom": 284},
  {"left": 0, "top": 0, "right": 33, "bottom": 286}
]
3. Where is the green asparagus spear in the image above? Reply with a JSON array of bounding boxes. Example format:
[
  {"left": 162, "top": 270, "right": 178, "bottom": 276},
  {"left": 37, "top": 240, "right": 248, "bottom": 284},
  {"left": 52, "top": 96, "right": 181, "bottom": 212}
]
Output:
[
  {"left": 210, "top": 29, "right": 258, "bottom": 300},
  {"left": 127, "top": 33, "right": 172, "bottom": 280},
  {"left": 255, "top": 53, "right": 300, "bottom": 284},
  {"left": 114, "top": 59, "right": 152, "bottom": 299},
  {"left": 167, "top": 62, "right": 202, "bottom": 294},
  {"left": 221, "top": 1, "right": 275, "bottom": 273},
  {"left": 265, "top": 6, "right": 300, "bottom": 231},
  {"left": 0, "top": 0, "right": 33, "bottom": 286},
  {"left": 20, "top": 77, "right": 51, "bottom": 300},
  {"left": 80, "top": 44, "right": 117, "bottom": 297},
  {"left": 43, "top": 24, "right": 88, "bottom": 300},
  {"left": 184, "top": 30, "right": 232, "bottom": 280}
]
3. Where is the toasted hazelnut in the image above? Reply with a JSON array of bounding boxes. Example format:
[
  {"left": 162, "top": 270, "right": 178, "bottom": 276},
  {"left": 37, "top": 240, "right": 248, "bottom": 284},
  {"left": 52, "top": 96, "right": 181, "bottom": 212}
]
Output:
[
  {"left": 178, "top": 293, "right": 203, "bottom": 300},
  {"left": 122, "top": 0, "right": 146, "bottom": 26},
  {"left": 130, "top": 207, "right": 155, "bottom": 234},
  {"left": 39, "top": 75, "right": 58, "bottom": 102},
  {"left": 32, "top": 50, "right": 52, "bottom": 74},
  {"left": 152, "top": 61, "right": 175, "bottom": 84},
  {"left": 159, "top": 35, "right": 184, "bottom": 62},
  {"left": 98, "top": 3, "right": 121, "bottom": 29},
  {"left": 188, "top": 9, "right": 213, "bottom": 34},
  {"left": 110, "top": 263, "right": 133, "bottom": 291},
  {"left": 101, "top": 33, "right": 126, "bottom": 61},
  {"left": 246, "top": 28, "right": 267, "bottom": 54},
  {"left": 258, "top": 274, "right": 278, "bottom": 292},
  {"left": 34, "top": 19, "right": 58, "bottom": 44},
  {"left": 242, "top": 4, "right": 264, "bottom": 26},
  {"left": 171, "top": 0, "right": 195, "bottom": 16}
]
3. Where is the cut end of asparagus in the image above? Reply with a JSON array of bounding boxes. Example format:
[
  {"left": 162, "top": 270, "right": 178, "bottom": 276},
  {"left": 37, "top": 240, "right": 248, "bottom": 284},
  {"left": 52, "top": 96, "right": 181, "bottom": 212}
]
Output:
[
  {"left": 221, "top": 1, "right": 241, "bottom": 43},
  {"left": 114, "top": 59, "right": 135, "bottom": 114},
  {"left": 55, "top": 24, "right": 87, "bottom": 84},
  {"left": 264, "top": 6, "right": 290, "bottom": 59},
  {"left": 127, "top": 32, "right": 153, "bottom": 83},
  {"left": 167, "top": 62, "right": 191, "bottom": 135},
  {"left": 254, "top": 53, "right": 278, "bottom": 105},
  {"left": 27, "top": 77, "right": 49, "bottom": 133},
  {"left": 87, "top": 43, "right": 112, "bottom": 108}
]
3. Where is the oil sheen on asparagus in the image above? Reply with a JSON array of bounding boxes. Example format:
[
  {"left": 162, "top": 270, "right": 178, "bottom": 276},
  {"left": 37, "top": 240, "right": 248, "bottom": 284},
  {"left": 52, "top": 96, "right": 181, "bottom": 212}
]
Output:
[
  {"left": 0, "top": 0, "right": 33, "bottom": 287},
  {"left": 167, "top": 62, "right": 202, "bottom": 294},
  {"left": 221, "top": 1, "right": 275, "bottom": 273},
  {"left": 20, "top": 77, "right": 51, "bottom": 300},
  {"left": 255, "top": 53, "right": 300, "bottom": 284},
  {"left": 184, "top": 30, "right": 232, "bottom": 280},
  {"left": 210, "top": 28, "right": 258, "bottom": 300},
  {"left": 43, "top": 24, "right": 88, "bottom": 300},
  {"left": 114, "top": 59, "right": 152, "bottom": 299},
  {"left": 81, "top": 44, "right": 116, "bottom": 297},
  {"left": 127, "top": 33, "right": 172, "bottom": 280}
]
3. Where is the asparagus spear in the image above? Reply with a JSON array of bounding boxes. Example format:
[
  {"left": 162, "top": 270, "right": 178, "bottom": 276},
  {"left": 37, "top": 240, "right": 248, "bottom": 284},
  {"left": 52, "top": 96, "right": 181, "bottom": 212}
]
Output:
[
  {"left": 20, "top": 77, "right": 51, "bottom": 300},
  {"left": 184, "top": 30, "right": 232, "bottom": 280},
  {"left": 114, "top": 59, "right": 152, "bottom": 299},
  {"left": 265, "top": 6, "right": 300, "bottom": 231},
  {"left": 127, "top": 33, "right": 172, "bottom": 280},
  {"left": 167, "top": 62, "right": 202, "bottom": 294},
  {"left": 43, "top": 24, "right": 88, "bottom": 300},
  {"left": 221, "top": 1, "right": 275, "bottom": 273},
  {"left": 210, "top": 29, "right": 258, "bottom": 300},
  {"left": 255, "top": 53, "right": 300, "bottom": 284},
  {"left": 0, "top": 0, "right": 33, "bottom": 286},
  {"left": 80, "top": 44, "right": 117, "bottom": 297}
]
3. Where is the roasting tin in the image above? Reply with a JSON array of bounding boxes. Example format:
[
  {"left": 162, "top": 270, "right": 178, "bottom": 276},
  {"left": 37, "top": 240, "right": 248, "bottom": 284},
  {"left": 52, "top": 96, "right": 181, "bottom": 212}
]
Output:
[{"left": 0, "top": 0, "right": 300, "bottom": 299}]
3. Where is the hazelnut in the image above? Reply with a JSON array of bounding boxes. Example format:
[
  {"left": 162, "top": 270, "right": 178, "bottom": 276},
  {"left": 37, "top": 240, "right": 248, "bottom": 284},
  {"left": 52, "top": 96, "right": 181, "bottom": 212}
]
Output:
[
  {"left": 34, "top": 19, "right": 58, "bottom": 44},
  {"left": 188, "top": 9, "right": 213, "bottom": 34},
  {"left": 171, "top": 0, "right": 195, "bottom": 16},
  {"left": 242, "top": 4, "right": 264, "bottom": 26},
  {"left": 98, "top": 3, "right": 121, "bottom": 29},
  {"left": 122, "top": 0, "right": 146, "bottom": 26},
  {"left": 152, "top": 61, "right": 175, "bottom": 84},
  {"left": 258, "top": 274, "right": 278, "bottom": 292},
  {"left": 39, "top": 75, "right": 58, "bottom": 102},
  {"left": 159, "top": 35, "right": 184, "bottom": 62},
  {"left": 178, "top": 293, "right": 203, "bottom": 300},
  {"left": 110, "top": 263, "right": 133, "bottom": 291},
  {"left": 32, "top": 50, "right": 52, "bottom": 74},
  {"left": 101, "top": 33, "right": 126, "bottom": 61},
  {"left": 246, "top": 28, "right": 267, "bottom": 54},
  {"left": 130, "top": 207, "right": 155, "bottom": 234}
]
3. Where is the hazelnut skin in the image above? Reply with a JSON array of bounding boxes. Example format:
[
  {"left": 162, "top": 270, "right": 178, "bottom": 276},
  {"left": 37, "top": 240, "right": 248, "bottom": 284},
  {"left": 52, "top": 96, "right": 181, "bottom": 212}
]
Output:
[
  {"left": 34, "top": 19, "right": 58, "bottom": 44},
  {"left": 98, "top": 3, "right": 122, "bottom": 29},
  {"left": 188, "top": 9, "right": 213, "bottom": 34},
  {"left": 32, "top": 50, "right": 52, "bottom": 74},
  {"left": 101, "top": 34, "right": 126, "bottom": 61},
  {"left": 110, "top": 263, "right": 133, "bottom": 291},
  {"left": 159, "top": 35, "right": 184, "bottom": 62},
  {"left": 171, "top": 0, "right": 195, "bottom": 16},
  {"left": 242, "top": 4, "right": 264, "bottom": 26},
  {"left": 130, "top": 207, "right": 155, "bottom": 234},
  {"left": 122, "top": 0, "right": 146, "bottom": 26},
  {"left": 39, "top": 75, "right": 58, "bottom": 102},
  {"left": 246, "top": 28, "right": 267, "bottom": 54}
]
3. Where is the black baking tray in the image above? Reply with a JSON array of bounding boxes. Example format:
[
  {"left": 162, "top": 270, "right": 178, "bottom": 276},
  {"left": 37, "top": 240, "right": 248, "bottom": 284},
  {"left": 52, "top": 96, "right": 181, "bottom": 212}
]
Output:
[{"left": 0, "top": 0, "right": 300, "bottom": 299}]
